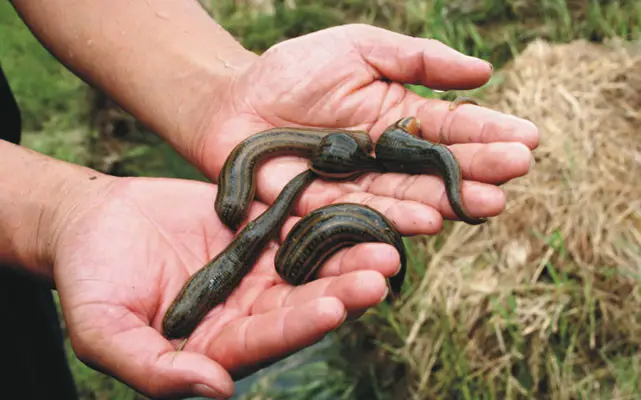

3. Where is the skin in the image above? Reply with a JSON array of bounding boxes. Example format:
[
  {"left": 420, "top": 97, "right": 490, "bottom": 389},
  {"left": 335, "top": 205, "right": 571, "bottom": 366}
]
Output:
[{"left": 6, "top": 1, "right": 539, "bottom": 398}]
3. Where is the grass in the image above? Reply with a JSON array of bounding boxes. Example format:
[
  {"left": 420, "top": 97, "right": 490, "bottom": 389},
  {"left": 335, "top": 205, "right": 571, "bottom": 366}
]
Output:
[
  {"left": 209, "top": 0, "right": 641, "bottom": 70},
  {"left": 0, "top": 2, "right": 89, "bottom": 132},
  {"left": 2, "top": 0, "right": 641, "bottom": 399}
]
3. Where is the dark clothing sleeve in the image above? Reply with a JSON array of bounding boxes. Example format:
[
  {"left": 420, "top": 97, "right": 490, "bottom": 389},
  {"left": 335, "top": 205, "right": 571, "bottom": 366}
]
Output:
[
  {"left": 0, "top": 65, "right": 79, "bottom": 400},
  {"left": 0, "top": 66, "right": 21, "bottom": 145}
]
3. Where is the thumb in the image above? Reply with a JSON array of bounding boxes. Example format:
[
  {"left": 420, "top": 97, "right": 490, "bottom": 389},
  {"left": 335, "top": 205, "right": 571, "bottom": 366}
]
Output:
[
  {"left": 344, "top": 24, "right": 493, "bottom": 90},
  {"left": 69, "top": 311, "right": 235, "bottom": 399}
]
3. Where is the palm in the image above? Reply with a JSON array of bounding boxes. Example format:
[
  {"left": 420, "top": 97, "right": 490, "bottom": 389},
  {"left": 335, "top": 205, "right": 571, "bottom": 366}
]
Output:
[
  {"left": 233, "top": 33, "right": 390, "bottom": 130},
  {"left": 55, "top": 178, "right": 228, "bottom": 338},
  {"left": 53, "top": 177, "right": 395, "bottom": 398},
  {"left": 202, "top": 25, "right": 538, "bottom": 236}
]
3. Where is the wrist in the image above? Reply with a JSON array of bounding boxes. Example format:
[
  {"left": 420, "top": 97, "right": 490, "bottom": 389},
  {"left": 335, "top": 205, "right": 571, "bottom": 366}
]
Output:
[
  {"left": 162, "top": 45, "right": 259, "bottom": 172},
  {"left": 0, "top": 141, "right": 115, "bottom": 282}
]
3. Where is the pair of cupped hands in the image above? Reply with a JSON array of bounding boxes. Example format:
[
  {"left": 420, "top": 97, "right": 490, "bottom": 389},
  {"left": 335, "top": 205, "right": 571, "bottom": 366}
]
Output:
[{"left": 53, "top": 26, "right": 538, "bottom": 399}]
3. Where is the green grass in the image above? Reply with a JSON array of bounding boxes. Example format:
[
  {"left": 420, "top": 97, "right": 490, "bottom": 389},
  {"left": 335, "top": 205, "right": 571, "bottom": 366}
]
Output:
[
  {"left": 106, "top": 140, "right": 209, "bottom": 181},
  {"left": 0, "top": 2, "right": 90, "bottom": 132},
  {"left": 211, "top": 0, "right": 641, "bottom": 68}
]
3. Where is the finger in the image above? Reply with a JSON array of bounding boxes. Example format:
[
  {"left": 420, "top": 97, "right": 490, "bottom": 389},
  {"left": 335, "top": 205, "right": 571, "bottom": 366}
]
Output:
[
  {"left": 252, "top": 244, "right": 397, "bottom": 322},
  {"left": 241, "top": 163, "right": 440, "bottom": 236},
  {"left": 317, "top": 242, "right": 402, "bottom": 279},
  {"left": 255, "top": 141, "right": 529, "bottom": 227},
  {"left": 361, "top": 91, "right": 539, "bottom": 150},
  {"left": 345, "top": 24, "right": 493, "bottom": 90},
  {"left": 279, "top": 181, "right": 442, "bottom": 236},
  {"left": 257, "top": 140, "right": 531, "bottom": 220},
  {"left": 362, "top": 141, "right": 533, "bottom": 185},
  {"left": 365, "top": 173, "right": 505, "bottom": 222},
  {"left": 69, "top": 305, "right": 234, "bottom": 399},
  {"left": 293, "top": 140, "right": 522, "bottom": 223},
  {"left": 415, "top": 96, "right": 540, "bottom": 149},
  {"left": 203, "top": 297, "right": 347, "bottom": 379},
  {"left": 252, "top": 269, "right": 390, "bottom": 315},
  {"left": 447, "top": 142, "right": 534, "bottom": 184},
  {"left": 256, "top": 160, "right": 502, "bottom": 229},
  {"left": 276, "top": 232, "right": 403, "bottom": 281}
]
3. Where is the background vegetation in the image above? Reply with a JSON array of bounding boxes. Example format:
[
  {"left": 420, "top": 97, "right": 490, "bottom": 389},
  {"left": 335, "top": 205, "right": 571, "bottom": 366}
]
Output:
[{"left": 2, "top": 0, "right": 640, "bottom": 398}]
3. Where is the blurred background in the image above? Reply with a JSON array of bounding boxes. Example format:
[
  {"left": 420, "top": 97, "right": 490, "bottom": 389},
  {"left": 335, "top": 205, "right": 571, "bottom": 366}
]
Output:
[{"left": 2, "top": 0, "right": 640, "bottom": 398}]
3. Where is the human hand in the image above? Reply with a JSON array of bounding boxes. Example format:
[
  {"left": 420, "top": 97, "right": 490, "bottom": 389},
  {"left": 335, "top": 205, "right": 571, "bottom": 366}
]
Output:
[
  {"left": 53, "top": 175, "right": 399, "bottom": 399},
  {"left": 198, "top": 24, "right": 539, "bottom": 236}
]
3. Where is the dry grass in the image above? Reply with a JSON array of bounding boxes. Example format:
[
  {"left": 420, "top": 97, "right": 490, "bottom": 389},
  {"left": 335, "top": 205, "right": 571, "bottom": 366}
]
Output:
[{"left": 395, "top": 38, "right": 641, "bottom": 399}]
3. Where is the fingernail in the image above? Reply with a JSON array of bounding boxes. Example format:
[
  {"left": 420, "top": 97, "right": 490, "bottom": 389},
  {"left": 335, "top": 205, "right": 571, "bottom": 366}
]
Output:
[
  {"left": 488, "top": 61, "right": 494, "bottom": 72},
  {"left": 391, "top": 262, "right": 402, "bottom": 277},
  {"left": 191, "top": 383, "right": 225, "bottom": 399},
  {"left": 379, "top": 285, "right": 390, "bottom": 303},
  {"left": 340, "top": 310, "right": 348, "bottom": 324}
]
